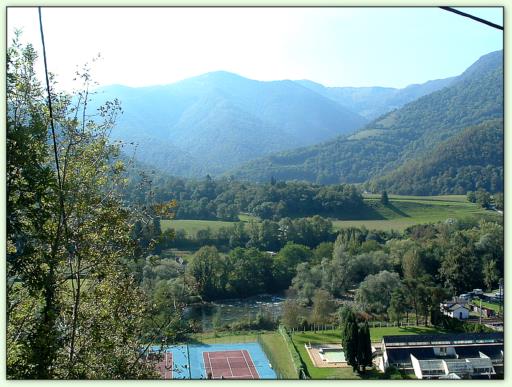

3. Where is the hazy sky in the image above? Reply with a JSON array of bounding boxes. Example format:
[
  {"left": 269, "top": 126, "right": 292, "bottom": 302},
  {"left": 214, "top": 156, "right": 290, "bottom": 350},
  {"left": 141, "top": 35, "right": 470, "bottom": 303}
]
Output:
[{"left": 7, "top": 7, "right": 503, "bottom": 91}]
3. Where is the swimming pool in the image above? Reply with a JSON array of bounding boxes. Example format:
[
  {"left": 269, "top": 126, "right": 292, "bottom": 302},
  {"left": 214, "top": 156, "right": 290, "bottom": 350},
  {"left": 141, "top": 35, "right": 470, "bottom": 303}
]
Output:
[{"left": 320, "top": 348, "right": 346, "bottom": 363}]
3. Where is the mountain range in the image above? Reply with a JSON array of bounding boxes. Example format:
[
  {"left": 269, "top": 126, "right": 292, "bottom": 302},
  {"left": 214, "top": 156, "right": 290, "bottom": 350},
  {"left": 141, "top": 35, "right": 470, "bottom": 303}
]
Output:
[
  {"left": 231, "top": 50, "right": 503, "bottom": 194},
  {"left": 295, "top": 76, "right": 456, "bottom": 120},
  {"left": 93, "top": 50, "right": 503, "bottom": 194},
  {"left": 92, "top": 72, "right": 368, "bottom": 176},
  {"left": 92, "top": 62, "right": 466, "bottom": 178}
]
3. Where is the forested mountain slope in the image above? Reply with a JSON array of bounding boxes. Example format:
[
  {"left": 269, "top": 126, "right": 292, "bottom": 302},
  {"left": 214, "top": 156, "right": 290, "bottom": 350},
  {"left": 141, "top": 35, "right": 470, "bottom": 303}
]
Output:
[
  {"left": 231, "top": 50, "right": 503, "bottom": 191},
  {"left": 91, "top": 71, "right": 367, "bottom": 176},
  {"left": 369, "top": 119, "right": 503, "bottom": 195}
]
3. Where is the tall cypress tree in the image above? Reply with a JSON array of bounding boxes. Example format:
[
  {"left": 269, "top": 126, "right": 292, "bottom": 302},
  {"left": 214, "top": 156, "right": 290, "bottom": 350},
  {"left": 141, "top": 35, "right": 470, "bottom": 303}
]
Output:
[
  {"left": 357, "top": 322, "right": 373, "bottom": 373},
  {"left": 343, "top": 314, "right": 359, "bottom": 372}
]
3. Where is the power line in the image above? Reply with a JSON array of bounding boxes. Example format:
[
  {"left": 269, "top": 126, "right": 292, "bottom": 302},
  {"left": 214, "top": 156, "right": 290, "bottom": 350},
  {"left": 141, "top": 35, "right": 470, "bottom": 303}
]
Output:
[{"left": 440, "top": 7, "right": 503, "bottom": 31}]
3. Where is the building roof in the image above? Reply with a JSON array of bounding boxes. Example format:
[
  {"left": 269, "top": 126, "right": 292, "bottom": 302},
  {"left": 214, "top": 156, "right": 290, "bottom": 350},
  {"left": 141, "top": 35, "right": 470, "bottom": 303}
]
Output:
[
  {"left": 383, "top": 332, "right": 503, "bottom": 346},
  {"left": 478, "top": 345, "right": 504, "bottom": 360},
  {"left": 441, "top": 302, "right": 469, "bottom": 311},
  {"left": 449, "top": 304, "right": 468, "bottom": 311},
  {"left": 387, "top": 347, "right": 436, "bottom": 364},
  {"left": 444, "top": 359, "right": 472, "bottom": 374},
  {"left": 417, "top": 358, "right": 445, "bottom": 372},
  {"left": 439, "top": 373, "right": 461, "bottom": 379}
]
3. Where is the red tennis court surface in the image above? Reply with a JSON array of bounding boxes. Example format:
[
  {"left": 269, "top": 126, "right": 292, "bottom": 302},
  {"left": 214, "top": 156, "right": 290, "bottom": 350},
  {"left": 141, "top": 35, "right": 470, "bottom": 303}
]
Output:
[
  {"left": 203, "top": 350, "right": 260, "bottom": 379},
  {"left": 156, "top": 351, "right": 173, "bottom": 379}
]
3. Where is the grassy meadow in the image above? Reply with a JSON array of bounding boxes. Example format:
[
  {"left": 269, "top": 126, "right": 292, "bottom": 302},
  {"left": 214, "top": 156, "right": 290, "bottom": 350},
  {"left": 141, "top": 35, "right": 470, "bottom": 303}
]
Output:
[
  {"left": 334, "top": 194, "right": 498, "bottom": 231},
  {"left": 161, "top": 219, "right": 235, "bottom": 235},
  {"left": 161, "top": 195, "right": 499, "bottom": 235}
]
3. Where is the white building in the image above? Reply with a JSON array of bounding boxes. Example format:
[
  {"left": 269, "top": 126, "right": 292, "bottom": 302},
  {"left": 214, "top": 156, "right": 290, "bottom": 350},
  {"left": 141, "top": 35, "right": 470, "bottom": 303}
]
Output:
[
  {"left": 440, "top": 302, "right": 470, "bottom": 320},
  {"left": 381, "top": 333, "right": 504, "bottom": 379}
]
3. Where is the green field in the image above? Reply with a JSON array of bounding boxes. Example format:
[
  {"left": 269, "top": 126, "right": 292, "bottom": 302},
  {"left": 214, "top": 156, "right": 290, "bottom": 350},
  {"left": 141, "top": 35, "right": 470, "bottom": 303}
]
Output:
[
  {"left": 161, "top": 195, "right": 499, "bottom": 235},
  {"left": 333, "top": 195, "right": 498, "bottom": 231},
  {"left": 368, "top": 326, "right": 452, "bottom": 341},
  {"left": 161, "top": 214, "right": 258, "bottom": 237},
  {"left": 363, "top": 194, "right": 469, "bottom": 202},
  {"left": 161, "top": 219, "right": 236, "bottom": 236}
]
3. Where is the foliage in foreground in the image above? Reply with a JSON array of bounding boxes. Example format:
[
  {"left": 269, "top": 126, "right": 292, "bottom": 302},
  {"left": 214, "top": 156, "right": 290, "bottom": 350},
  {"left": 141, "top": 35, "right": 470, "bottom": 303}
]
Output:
[{"left": 6, "top": 35, "right": 160, "bottom": 379}]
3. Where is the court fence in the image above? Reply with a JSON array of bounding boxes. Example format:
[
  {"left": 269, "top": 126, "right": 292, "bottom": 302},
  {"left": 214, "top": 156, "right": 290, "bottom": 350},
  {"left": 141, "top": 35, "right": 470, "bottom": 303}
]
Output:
[
  {"left": 256, "top": 335, "right": 286, "bottom": 379},
  {"left": 278, "top": 325, "right": 309, "bottom": 379}
]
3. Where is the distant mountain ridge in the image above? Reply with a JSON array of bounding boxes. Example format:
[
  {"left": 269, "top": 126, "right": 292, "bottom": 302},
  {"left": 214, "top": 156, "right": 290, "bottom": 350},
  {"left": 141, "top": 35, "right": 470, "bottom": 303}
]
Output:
[
  {"left": 231, "top": 50, "right": 503, "bottom": 194},
  {"left": 295, "top": 76, "right": 456, "bottom": 120},
  {"left": 92, "top": 71, "right": 368, "bottom": 176}
]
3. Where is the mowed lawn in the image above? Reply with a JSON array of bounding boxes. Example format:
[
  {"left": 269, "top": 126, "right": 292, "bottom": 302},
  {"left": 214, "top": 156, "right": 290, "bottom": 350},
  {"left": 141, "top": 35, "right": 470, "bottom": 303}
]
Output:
[
  {"left": 291, "top": 330, "right": 360, "bottom": 379},
  {"left": 291, "top": 326, "right": 453, "bottom": 379},
  {"left": 369, "top": 326, "right": 453, "bottom": 341}
]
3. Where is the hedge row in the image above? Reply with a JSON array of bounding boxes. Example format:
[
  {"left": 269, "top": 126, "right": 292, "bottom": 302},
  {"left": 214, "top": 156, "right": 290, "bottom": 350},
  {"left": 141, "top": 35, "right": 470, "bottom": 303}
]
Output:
[{"left": 278, "top": 325, "right": 309, "bottom": 379}]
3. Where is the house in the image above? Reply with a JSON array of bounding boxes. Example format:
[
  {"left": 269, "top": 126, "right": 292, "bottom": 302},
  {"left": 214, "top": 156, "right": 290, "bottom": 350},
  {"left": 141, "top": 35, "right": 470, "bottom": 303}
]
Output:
[
  {"left": 440, "top": 301, "right": 469, "bottom": 320},
  {"left": 380, "top": 333, "right": 504, "bottom": 379}
]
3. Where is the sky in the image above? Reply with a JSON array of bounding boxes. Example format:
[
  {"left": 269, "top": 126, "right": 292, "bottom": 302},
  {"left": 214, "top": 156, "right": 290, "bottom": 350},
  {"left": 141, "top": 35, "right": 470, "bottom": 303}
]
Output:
[{"left": 7, "top": 7, "right": 503, "bottom": 91}]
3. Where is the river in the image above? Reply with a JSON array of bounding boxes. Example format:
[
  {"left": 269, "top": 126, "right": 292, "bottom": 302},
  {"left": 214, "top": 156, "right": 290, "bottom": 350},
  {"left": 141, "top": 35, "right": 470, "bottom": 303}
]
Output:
[{"left": 184, "top": 294, "right": 288, "bottom": 331}]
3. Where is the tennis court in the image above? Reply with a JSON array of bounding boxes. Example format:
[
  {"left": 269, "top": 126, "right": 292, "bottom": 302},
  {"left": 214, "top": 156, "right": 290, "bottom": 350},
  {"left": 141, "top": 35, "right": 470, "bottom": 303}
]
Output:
[
  {"left": 150, "top": 342, "right": 277, "bottom": 379},
  {"left": 203, "top": 349, "right": 259, "bottom": 379},
  {"left": 155, "top": 351, "right": 173, "bottom": 379}
]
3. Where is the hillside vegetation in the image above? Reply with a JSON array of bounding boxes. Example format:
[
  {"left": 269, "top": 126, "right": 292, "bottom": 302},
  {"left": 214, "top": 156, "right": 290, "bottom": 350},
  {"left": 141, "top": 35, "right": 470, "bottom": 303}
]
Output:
[
  {"left": 232, "top": 50, "right": 503, "bottom": 195},
  {"left": 91, "top": 71, "right": 367, "bottom": 176},
  {"left": 370, "top": 119, "right": 503, "bottom": 195}
]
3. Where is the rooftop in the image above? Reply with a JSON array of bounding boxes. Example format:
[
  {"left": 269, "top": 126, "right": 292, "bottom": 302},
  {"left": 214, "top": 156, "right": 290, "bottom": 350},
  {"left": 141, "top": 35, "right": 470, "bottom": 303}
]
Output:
[{"left": 383, "top": 332, "right": 503, "bottom": 347}]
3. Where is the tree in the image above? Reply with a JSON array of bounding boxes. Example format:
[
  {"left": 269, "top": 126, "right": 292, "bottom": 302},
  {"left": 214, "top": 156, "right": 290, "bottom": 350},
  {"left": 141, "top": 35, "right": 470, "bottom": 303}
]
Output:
[
  {"left": 483, "top": 259, "right": 499, "bottom": 292},
  {"left": 466, "top": 191, "right": 476, "bottom": 203},
  {"left": 187, "top": 246, "right": 225, "bottom": 300},
  {"left": 429, "top": 286, "right": 448, "bottom": 326},
  {"left": 402, "top": 248, "right": 423, "bottom": 280},
  {"left": 7, "top": 35, "right": 59, "bottom": 378},
  {"left": 273, "top": 243, "right": 312, "bottom": 289},
  {"left": 356, "top": 271, "right": 401, "bottom": 314},
  {"left": 340, "top": 308, "right": 371, "bottom": 374},
  {"left": 357, "top": 322, "right": 372, "bottom": 373},
  {"left": 291, "top": 262, "right": 321, "bottom": 303},
  {"left": 281, "top": 299, "right": 305, "bottom": 330},
  {"left": 403, "top": 278, "right": 421, "bottom": 325},
  {"left": 312, "top": 242, "right": 334, "bottom": 264},
  {"left": 7, "top": 36, "right": 156, "bottom": 379},
  {"left": 388, "top": 287, "right": 407, "bottom": 325},
  {"left": 475, "top": 221, "right": 504, "bottom": 278},
  {"left": 226, "top": 248, "right": 273, "bottom": 297},
  {"left": 475, "top": 189, "right": 491, "bottom": 209},
  {"left": 439, "top": 231, "right": 481, "bottom": 295},
  {"left": 493, "top": 192, "right": 503, "bottom": 211},
  {"left": 337, "top": 305, "right": 354, "bottom": 335},
  {"left": 381, "top": 191, "right": 389, "bottom": 205},
  {"left": 309, "top": 289, "right": 335, "bottom": 324},
  {"left": 341, "top": 313, "right": 359, "bottom": 372}
]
